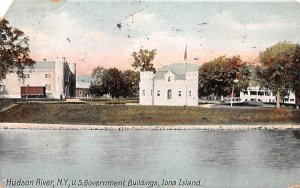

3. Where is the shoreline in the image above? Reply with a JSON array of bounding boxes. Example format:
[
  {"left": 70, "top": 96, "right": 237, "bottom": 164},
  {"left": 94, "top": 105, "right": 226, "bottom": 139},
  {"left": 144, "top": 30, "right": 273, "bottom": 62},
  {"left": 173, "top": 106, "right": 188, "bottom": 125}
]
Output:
[{"left": 1, "top": 123, "right": 300, "bottom": 130}]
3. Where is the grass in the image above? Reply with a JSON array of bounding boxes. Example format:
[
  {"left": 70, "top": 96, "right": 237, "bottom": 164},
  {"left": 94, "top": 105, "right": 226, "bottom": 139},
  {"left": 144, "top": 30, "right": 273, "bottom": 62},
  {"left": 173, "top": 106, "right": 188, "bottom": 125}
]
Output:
[
  {"left": 0, "top": 99, "right": 21, "bottom": 109},
  {"left": 81, "top": 98, "right": 139, "bottom": 105},
  {"left": 0, "top": 103, "right": 299, "bottom": 125}
]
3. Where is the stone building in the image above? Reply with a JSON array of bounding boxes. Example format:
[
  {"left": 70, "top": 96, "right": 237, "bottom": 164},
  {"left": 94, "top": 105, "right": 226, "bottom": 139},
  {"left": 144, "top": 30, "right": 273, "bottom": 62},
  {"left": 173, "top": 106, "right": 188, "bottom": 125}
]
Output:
[
  {"left": 0, "top": 58, "right": 76, "bottom": 99},
  {"left": 139, "top": 63, "right": 199, "bottom": 106}
]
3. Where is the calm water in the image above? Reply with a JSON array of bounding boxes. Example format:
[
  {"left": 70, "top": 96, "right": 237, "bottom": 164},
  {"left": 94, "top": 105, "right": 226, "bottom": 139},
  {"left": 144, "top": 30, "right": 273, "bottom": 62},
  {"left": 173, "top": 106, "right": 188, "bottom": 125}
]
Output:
[{"left": 0, "top": 129, "right": 300, "bottom": 188}]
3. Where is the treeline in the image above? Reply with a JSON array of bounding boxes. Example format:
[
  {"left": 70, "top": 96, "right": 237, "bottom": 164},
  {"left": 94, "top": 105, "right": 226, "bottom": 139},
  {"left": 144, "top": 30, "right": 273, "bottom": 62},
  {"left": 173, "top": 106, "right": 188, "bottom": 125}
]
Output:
[
  {"left": 89, "top": 49, "right": 156, "bottom": 98},
  {"left": 89, "top": 67, "right": 139, "bottom": 98},
  {"left": 198, "top": 41, "right": 300, "bottom": 108}
]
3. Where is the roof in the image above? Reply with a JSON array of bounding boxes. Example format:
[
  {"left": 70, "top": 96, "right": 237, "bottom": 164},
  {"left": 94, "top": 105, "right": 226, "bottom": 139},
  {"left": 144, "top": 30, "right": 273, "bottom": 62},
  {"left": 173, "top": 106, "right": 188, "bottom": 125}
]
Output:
[
  {"left": 154, "top": 70, "right": 185, "bottom": 80},
  {"left": 76, "top": 74, "right": 94, "bottom": 82},
  {"left": 158, "top": 63, "right": 199, "bottom": 75},
  {"left": 32, "top": 61, "right": 56, "bottom": 69},
  {"left": 154, "top": 63, "right": 199, "bottom": 80},
  {"left": 76, "top": 81, "right": 91, "bottom": 89}
]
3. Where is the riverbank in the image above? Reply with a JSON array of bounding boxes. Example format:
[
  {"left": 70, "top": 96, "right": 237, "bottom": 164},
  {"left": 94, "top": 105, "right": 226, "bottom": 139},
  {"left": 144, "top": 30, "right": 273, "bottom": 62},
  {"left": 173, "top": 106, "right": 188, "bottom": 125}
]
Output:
[
  {"left": 1, "top": 123, "right": 300, "bottom": 130},
  {"left": 1, "top": 103, "right": 300, "bottom": 125}
]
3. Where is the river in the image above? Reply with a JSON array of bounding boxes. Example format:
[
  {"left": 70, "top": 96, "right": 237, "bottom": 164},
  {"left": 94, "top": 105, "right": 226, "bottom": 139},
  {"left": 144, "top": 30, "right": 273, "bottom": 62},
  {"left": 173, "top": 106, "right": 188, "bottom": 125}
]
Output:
[{"left": 0, "top": 129, "right": 300, "bottom": 188}]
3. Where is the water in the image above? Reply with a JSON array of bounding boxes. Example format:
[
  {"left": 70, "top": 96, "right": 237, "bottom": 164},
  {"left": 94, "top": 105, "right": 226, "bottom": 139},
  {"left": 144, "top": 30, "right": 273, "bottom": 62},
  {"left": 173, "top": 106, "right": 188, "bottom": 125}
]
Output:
[{"left": 0, "top": 129, "right": 300, "bottom": 188}]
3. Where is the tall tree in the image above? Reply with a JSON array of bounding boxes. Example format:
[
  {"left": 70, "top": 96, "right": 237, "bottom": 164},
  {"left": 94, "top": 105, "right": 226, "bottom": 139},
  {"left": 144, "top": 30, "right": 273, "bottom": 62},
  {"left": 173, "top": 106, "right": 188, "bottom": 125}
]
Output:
[
  {"left": 0, "top": 19, "right": 35, "bottom": 81},
  {"left": 121, "top": 70, "right": 140, "bottom": 98},
  {"left": 287, "top": 44, "right": 300, "bottom": 109},
  {"left": 102, "top": 68, "right": 123, "bottom": 98},
  {"left": 198, "top": 56, "right": 251, "bottom": 98},
  {"left": 131, "top": 49, "right": 156, "bottom": 72},
  {"left": 291, "top": 44, "right": 300, "bottom": 94},
  {"left": 257, "top": 41, "right": 297, "bottom": 108},
  {"left": 90, "top": 66, "right": 106, "bottom": 97}
]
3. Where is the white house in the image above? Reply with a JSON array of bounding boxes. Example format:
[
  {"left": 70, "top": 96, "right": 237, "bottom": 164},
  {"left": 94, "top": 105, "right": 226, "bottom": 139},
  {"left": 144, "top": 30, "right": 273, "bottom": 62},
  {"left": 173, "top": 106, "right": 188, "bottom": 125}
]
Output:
[
  {"left": 240, "top": 86, "right": 296, "bottom": 104},
  {"left": 139, "top": 63, "right": 199, "bottom": 106},
  {"left": 0, "top": 58, "right": 76, "bottom": 99}
]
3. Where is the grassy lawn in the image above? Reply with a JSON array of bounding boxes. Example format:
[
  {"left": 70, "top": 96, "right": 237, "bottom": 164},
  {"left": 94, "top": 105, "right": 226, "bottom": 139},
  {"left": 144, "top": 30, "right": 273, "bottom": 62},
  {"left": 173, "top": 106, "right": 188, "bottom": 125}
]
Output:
[
  {"left": 81, "top": 98, "right": 139, "bottom": 105},
  {"left": 0, "top": 103, "right": 299, "bottom": 125}
]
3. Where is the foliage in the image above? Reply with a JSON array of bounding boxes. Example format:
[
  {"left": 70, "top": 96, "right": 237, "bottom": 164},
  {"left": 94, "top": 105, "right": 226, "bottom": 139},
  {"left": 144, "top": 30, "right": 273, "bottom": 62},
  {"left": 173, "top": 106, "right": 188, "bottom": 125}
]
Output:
[
  {"left": 89, "top": 83, "right": 105, "bottom": 97},
  {"left": 121, "top": 70, "right": 140, "bottom": 98},
  {"left": 90, "top": 67, "right": 139, "bottom": 98},
  {"left": 91, "top": 66, "right": 105, "bottom": 85},
  {"left": 257, "top": 41, "right": 297, "bottom": 108},
  {"left": 291, "top": 44, "right": 300, "bottom": 94},
  {"left": 131, "top": 49, "right": 156, "bottom": 72},
  {"left": 198, "top": 56, "right": 252, "bottom": 97},
  {"left": 102, "top": 68, "right": 123, "bottom": 98},
  {"left": 0, "top": 19, "right": 35, "bottom": 81}
]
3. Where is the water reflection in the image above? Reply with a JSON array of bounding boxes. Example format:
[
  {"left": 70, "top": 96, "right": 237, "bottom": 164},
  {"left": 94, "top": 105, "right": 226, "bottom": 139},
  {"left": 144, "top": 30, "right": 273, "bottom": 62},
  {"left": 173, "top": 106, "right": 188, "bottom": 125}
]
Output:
[
  {"left": 0, "top": 129, "right": 300, "bottom": 188},
  {"left": 262, "top": 130, "right": 300, "bottom": 169},
  {"left": 293, "top": 130, "right": 300, "bottom": 139}
]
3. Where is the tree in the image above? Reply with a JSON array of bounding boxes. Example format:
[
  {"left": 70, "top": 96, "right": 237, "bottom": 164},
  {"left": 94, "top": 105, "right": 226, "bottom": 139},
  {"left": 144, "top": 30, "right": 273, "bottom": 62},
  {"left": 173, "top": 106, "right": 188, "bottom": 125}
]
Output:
[
  {"left": 90, "top": 66, "right": 106, "bottom": 97},
  {"left": 89, "top": 83, "right": 105, "bottom": 97},
  {"left": 102, "top": 68, "right": 123, "bottom": 98},
  {"left": 257, "top": 41, "right": 297, "bottom": 109},
  {"left": 0, "top": 19, "right": 35, "bottom": 81},
  {"left": 198, "top": 56, "right": 251, "bottom": 98},
  {"left": 291, "top": 44, "right": 300, "bottom": 107},
  {"left": 131, "top": 49, "right": 156, "bottom": 72},
  {"left": 292, "top": 44, "right": 300, "bottom": 93},
  {"left": 90, "top": 66, "right": 140, "bottom": 98},
  {"left": 91, "top": 66, "right": 105, "bottom": 85},
  {"left": 121, "top": 70, "right": 140, "bottom": 98}
]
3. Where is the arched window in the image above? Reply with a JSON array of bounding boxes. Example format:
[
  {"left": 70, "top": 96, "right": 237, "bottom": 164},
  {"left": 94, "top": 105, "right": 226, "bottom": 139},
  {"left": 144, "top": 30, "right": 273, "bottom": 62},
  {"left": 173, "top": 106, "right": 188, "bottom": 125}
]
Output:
[
  {"left": 167, "top": 89, "right": 172, "bottom": 99},
  {"left": 168, "top": 76, "right": 171, "bottom": 82}
]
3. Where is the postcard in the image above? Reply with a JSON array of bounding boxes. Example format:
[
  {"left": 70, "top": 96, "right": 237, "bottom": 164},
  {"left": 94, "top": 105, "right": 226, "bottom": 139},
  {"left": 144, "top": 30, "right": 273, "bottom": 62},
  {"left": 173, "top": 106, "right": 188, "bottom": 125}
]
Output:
[{"left": 0, "top": 0, "right": 300, "bottom": 188}]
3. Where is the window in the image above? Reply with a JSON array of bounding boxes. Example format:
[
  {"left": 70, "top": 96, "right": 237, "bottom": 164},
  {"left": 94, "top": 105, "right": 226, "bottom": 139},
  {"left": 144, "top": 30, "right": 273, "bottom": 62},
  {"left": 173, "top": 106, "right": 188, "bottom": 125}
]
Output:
[
  {"left": 142, "top": 90, "right": 145, "bottom": 96},
  {"left": 168, "top": 76, "right": 171, "bottom": 82},
  {"left": 157, "top": 90, "right": 160, "bottom": 96},
  {"left": 189, "top": 91, "right": 191, "bottom": 97},
  {"left": 258, "top": 91, "right": 264, "bottom": 96},
  {"left": 26, "top": 74, "right": 30, "bottom": 78},
  {"left": 178, "top": 91, "right": 182, "bottom": 97},
  {"left": 45, "top": 74, "right": 50, "bottom": 78},
  {"left": 0, "top": 85, "right": 4, "bottom": 92},
  {"left": 167, "top": 89, "right": 172, "bottom": 99}
]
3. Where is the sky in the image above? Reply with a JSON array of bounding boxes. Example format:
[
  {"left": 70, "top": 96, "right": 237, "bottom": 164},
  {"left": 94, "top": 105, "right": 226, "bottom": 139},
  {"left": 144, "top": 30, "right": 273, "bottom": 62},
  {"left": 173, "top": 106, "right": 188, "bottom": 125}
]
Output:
[{"left": 3, "top": 0, "right": 300, "bottom": 74}]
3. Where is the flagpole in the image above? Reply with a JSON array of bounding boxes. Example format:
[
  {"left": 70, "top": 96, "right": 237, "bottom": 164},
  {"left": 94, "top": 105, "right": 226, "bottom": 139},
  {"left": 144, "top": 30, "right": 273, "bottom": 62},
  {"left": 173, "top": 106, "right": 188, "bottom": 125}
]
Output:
[
  {"left": 185, "top": 45, "right": 187, "bottom": 73},
  {"left": 185, "top": 45, "right": 188, "bottom": 106}
]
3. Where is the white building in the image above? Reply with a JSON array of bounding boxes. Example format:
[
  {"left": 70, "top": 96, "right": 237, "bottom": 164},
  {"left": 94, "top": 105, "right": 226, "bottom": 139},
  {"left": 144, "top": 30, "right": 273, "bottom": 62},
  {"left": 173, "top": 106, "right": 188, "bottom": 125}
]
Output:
[
  {"left": 240, "top": 86, "right": 296, "bottom": 104},
  {"left": 0, "top": 58, "right": 76, "bottom": 99},
  {"left": 139, "top": 63, "right": 199, "bottom": 106}
]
